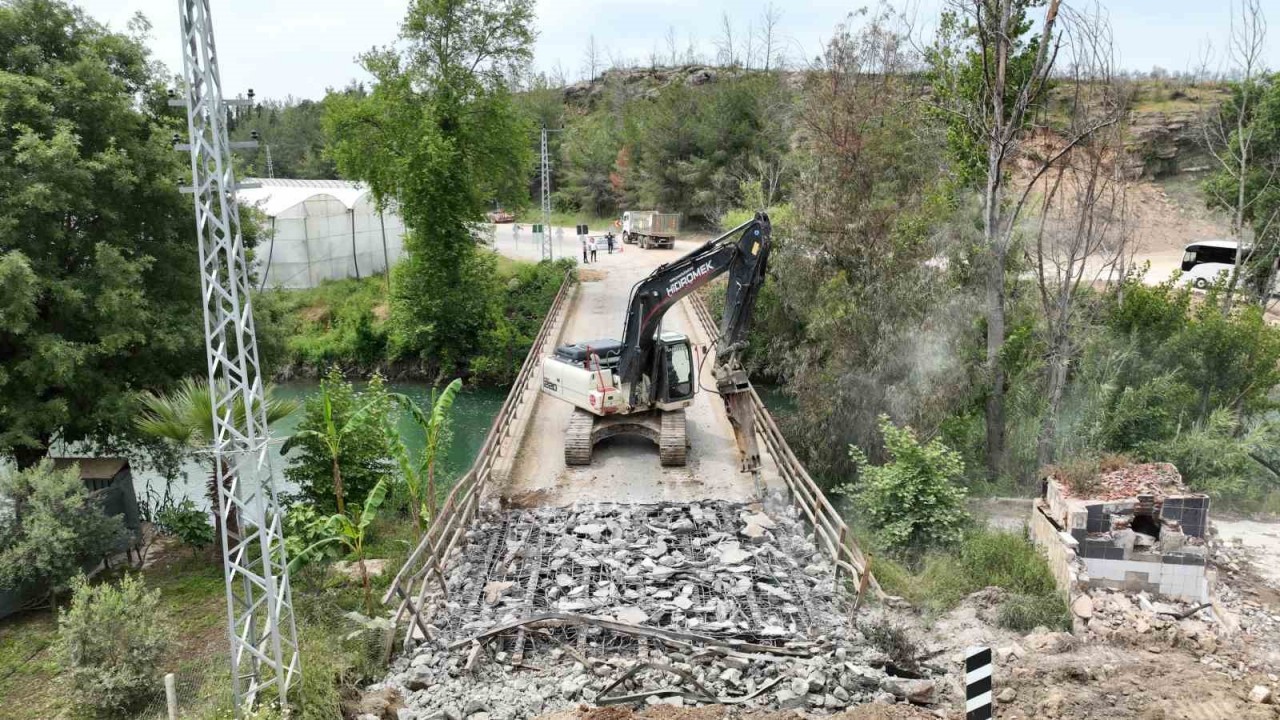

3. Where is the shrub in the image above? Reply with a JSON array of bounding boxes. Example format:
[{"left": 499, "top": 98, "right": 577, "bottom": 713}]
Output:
[
  {"left": 0, "top": 461, "right": 126, "bottom": 597},
  {"left": 155, "top": 499, "right": 215, "bottom": 550},
  {"left": 56, "top": 574, "right": 170, "bottom": 716},
  {"left": 842, "top": 416, "right": 970, "bottom": 557}
]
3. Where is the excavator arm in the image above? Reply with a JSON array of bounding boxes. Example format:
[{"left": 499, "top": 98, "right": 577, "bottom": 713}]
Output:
[{"left": 617, "top": 211, "right": 772, "bottom": 477}]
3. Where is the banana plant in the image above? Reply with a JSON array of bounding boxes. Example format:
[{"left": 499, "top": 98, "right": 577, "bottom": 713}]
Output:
[
  {"left": 289, "top": 477, "right": 390, "bottom": 614},
  {"left": 386, "top": 378, "right": 462, "bottom": 537}
]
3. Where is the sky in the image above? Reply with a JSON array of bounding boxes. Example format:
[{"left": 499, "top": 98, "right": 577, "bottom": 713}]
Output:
[{"left": 73, "top": 0, "right": 1280, "bottom": 102}]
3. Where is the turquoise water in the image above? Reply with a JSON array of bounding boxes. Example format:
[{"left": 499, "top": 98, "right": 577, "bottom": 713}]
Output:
[{"left": 133, "top": 381, "right": 505, "bottom": 512}]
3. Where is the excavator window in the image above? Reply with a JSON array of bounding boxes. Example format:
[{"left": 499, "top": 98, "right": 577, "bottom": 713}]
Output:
[{"left": 663, "top": 341, "right": 694, "bottom": 402}]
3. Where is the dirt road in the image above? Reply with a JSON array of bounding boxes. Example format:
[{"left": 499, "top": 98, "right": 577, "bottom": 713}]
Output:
[{"left": 491, "top": 229, "right": 782, "bottom": 507}]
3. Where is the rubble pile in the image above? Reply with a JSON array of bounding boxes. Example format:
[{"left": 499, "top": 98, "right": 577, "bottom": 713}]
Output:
[{"left": 376, "top": 502, "right": 931, "bottom": 720}]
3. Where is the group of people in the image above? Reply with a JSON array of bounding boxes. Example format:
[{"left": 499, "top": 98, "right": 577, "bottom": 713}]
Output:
[{"left": 581, "top": 232, "right": 616, "bottom": 264}]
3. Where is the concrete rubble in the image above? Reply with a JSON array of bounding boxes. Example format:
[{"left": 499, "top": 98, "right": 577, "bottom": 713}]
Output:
[{"left": 374, "top": 502, "right": 932, "bottom": 720}]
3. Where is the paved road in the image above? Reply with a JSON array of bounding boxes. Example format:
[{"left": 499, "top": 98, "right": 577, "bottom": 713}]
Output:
[{"left": 489, "top": 229, "right": 782, "bottom": 506}]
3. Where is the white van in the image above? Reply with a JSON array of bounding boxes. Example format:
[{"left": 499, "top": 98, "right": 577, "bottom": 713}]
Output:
[{"left": 1180, "top": 240, "right": 1239, "bottom": 289}]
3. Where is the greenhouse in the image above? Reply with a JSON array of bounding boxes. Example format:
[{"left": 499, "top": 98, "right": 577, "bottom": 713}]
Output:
[{"left": 237, "top": 178, "right": 407, "bottom": 289}]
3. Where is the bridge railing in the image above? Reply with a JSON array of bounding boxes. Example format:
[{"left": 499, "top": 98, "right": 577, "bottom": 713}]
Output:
[
  {"left": 687, "top": 292, "right": 883, "bottom": 608},
  {"left": 383, "top": 268, "right": 576, "bottom": 650}
]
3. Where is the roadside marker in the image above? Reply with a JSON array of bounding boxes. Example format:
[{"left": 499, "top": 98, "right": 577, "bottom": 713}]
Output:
[{"left": 965, "top": 646, "right": 994, "bottom": 719}]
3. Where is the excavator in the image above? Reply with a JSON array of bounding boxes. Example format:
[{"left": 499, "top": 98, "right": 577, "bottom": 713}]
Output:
[{"left": 539, "top": 211, "right": 771, "bottom": 480}]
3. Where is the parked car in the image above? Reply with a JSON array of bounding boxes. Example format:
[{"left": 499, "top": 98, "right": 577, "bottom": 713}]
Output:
[{"left": 486, "top": 209, "right": 515, "bottom": 223}]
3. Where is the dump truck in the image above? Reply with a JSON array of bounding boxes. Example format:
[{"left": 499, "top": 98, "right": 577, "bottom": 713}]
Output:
[{"left": 620, "top": 210, "right": 680, "bottom": 249}]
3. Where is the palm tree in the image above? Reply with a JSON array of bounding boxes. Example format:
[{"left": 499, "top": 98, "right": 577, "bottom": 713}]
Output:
[{"left": 135, "top": 378, "right": 299, "bottom": 548}]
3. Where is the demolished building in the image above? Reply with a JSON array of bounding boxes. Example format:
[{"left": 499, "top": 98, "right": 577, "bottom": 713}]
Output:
[{"left": 1033, "top": 462, "right": 1213, "bottom": 603}]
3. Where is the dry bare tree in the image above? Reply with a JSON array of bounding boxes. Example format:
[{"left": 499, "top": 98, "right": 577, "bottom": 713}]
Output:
[
  {"left": 929, "top": 0, "right": 1122, "bottom": 479},
  {"left": 758, "top": 3, "right": 785, "bottom": 72},
  {"left": 581, "top": 35, "right": 600, "bottom": 83},
  {"left": 1202, "top": 0, "right": 1277, "bottom": 311},
  {"left": 716, "top": 12, "right": 739, "bottom": 69},
  {"left": 1027, "top": 9, "right": 1132, "bottom": 467},
  {"left": 666, "top": 25, "right": 680, "bottom": 67}
]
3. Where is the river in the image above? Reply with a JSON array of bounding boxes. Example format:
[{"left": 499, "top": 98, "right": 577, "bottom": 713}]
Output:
[
  {"left": 132, "top": 381, "right": 506, "bottom": 512},
  {"left": 135, "top": 381, "right": 794, "bottom": 512}
]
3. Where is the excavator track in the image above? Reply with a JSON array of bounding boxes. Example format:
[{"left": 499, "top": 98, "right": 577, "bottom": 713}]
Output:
[
  {"left": 658, "top": 409, "right": 688, "bottom": 467},
  {"left": 565, "top": 408, "right": 596, "bottom": 465}
]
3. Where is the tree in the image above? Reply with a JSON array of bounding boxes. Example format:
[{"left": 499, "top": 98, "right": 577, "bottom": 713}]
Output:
[
  {"left": 765, "top": 11, "right": 953, "bottom": 478},
  {"left": 56, "top": 574, "right": 169, "bottom": 716},
  {"left": 387, "top": 378, "right": 462, "bottom": 535},
  {"left": 929, "top": 0, "right": 1119, "bottom": 480},
  {"left": 289, "top": 478, "right": 390, "bottom": 614},
  {"left": 325, "top": 0, "right": 535, "bottom": 373},
  {"left": 283, "top": 370, "right": 394, "bottom": 513},
  {"left": 842, "top": 416, "right": 970, "bottom": 557},
  {"left": 135, "top": 378, "right": 298, "bottom": 547},
  {"left": 0, "top": 0, "right": 204, "bottom": 468},
  {"left": 1201, "top": 0, "right": 1277, "bottom": 310},
  {"left": 1028, "top": 12, "right": 1132, "bottom": 466},
  {"left": 0, "top": 461, "right": 126, "bottom": 602},
  {"left": 757, "top": 3, "right": 785, "bottom": 72},
  {"left": 582, "top": 34, "right": 601, "bottom": 83}
]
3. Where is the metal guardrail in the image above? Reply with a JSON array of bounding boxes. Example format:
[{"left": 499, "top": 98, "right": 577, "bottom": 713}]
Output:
[
  {"left": 384, "top": 269, "right": 576, "bottom": 649},
  {"left": 687, "top": 293, "right": 882, "bottom": 605}
]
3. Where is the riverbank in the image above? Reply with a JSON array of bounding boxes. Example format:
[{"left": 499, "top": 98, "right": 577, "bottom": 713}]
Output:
[{"left": 256, "top": 253, "right": 573, "bottom": 383}]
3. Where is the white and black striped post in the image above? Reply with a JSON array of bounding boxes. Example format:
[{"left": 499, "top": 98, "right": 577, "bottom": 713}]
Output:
[{"left": 965, "top": 646, "right": 994, "bottom": 719}]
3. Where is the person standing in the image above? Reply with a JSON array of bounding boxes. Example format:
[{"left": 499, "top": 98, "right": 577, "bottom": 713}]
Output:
[
  {"left": 581, "top": 234, "right": 589, "bottom": 263},
  {"left": 607, "top": 232, "right": 615, "bottom": 254},
  {"left": 589, "top": 235, "right": 598, "bottom": 262}
]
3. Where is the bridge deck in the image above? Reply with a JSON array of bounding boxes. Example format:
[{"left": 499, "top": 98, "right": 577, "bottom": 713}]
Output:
[{"left": 494, "top": 234, "right": 784, "bottom": 506}]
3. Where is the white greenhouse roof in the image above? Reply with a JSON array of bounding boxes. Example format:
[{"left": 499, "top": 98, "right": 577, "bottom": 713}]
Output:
[{"left": 238, "top": 178, "right": 371, "bottom": 218}]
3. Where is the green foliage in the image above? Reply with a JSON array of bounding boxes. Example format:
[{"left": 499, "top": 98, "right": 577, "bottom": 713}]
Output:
[
  {"left": 873, "top": 528, "right": 1068, "bottom": 629},
  {"left": 1141, "top": 410, "right": 1280, "bottom": 503},
  {"left": 289, "top": 478, "right": 391, "bottom": 613},
  {"left": 927, "top": 0, "right": 1051, "bottom": 187},
  {"left": 155, "top": 499, "right": 215, "bottom": 550},
  {"left": 325, "top": 0, "right": 536, "bottom": 373},
  {"left": 1203, "top": 72, "right": 1280, "bottom": 300},
  {"left": 0, "top": 0, "right": 204, "bottom": 465},
  {"left": 843, "top": 417, "right": 970, "bottom": 556},
  {"left": 56, "top": 574, "right": 169, "bottom": 716},
  {"left": 387, "top": 378, "right": 463, "bottom": 534},
  {"left": 135, "top": 378, "right": 300, "bottom": 449},
  {"left": 270, "top": 277, "right": 392, "bottom": 368},
  {"left": 0, "top": 461, "right": 126, "bottom": 595},
  {"left": 471, "top": 258, "right": 576, "bottom": 383},
  {"left": 997, "top": 591, "right": 1072, "bottom": 631},
  {"left": 228, "top": 91, "right": 367, "bottom": 180},
  {"left": 283, "top": 502, "right": 342, "bottom": 565},
  {"left": 284, "top": 369, "right": 394, "bottom": 514}
]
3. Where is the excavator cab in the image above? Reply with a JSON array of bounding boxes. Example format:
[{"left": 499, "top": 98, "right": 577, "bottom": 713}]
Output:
[{"left": 653, "top": 332, "right": 695, "bottom": 410}]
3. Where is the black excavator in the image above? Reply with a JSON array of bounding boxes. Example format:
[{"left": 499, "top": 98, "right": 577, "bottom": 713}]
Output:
[{"left": 539, "top": 211, "right": 771, "bottom": 481}]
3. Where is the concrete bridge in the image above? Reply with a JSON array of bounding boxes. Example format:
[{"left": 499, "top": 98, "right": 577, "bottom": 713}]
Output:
[{"left": 377, "top": 234, "right": 882, "bottom": 716}]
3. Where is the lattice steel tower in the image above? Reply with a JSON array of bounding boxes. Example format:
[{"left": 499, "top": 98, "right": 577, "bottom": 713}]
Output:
[
  {"left": 540, "top": 126, "right": 553, "bottom": 260},
  {"left": 174, "top": 0, "right": 299, "bottom": 712}
]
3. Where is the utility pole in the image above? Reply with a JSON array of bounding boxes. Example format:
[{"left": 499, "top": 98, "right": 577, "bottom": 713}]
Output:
[
  {"left": 540, "top": 126, "right": 553, "bottom": 261},
  {"left": 265, "top": 143, "right": 274, "bottom": 179},
  {"left": 173, "top": 0, "right": 299, "bottom": 714}
]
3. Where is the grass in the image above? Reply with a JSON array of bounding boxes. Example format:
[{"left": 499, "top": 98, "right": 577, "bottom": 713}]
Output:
[
  {"left": 0, "top": 509, "right": 424, "bottom": 720},
  {"left": 873, "top": 527, "right": 1071, "bottom": 631}
]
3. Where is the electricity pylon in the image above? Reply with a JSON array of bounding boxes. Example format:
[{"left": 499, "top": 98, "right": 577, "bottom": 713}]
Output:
[{"left": 174, "top": 0, "right": 299, "bottom": 713}]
